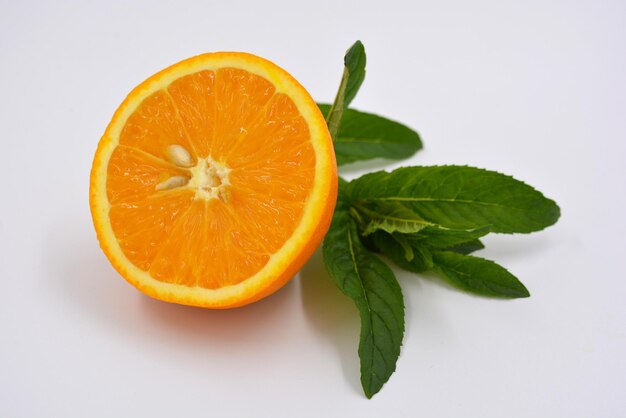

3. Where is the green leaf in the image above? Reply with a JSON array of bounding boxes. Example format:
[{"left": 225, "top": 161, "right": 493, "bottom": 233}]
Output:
[
  {"left": 318, "top": 104, "right": 422, "bottom": 166},
  {"left": 326, "top": 41, "right": 366, "bottom": 140},
  {"left": 342, "top": 40, "right": 366, "bottom": 108},
  {"left": 352, "top": 200, "right": 488, "bottom": 261},
  {"left": 368, "top": 231, "right": 434, "bottom": 273},
  {"left": 349, "top": 166, "right": 561, "bottom": 233},
  {"left": 351, "top": 200, "right": 432, "bottom": 236},
  {"left": 432, "top": 251, "right": 530, "bottom": 298},
  {"left": 445, "top": 239, "right": 485, "bottom": 255},
  {"left": 322, "top": 190, "right": 404, "bottom": 399},
  {"left": 391, "top": 233, "right": 415, "bottom": 261}
]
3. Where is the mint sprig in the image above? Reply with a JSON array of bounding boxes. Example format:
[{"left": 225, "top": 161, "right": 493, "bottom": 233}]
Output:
[
  {"left": 323, "top": 180, "right": 404, "bottom": 399},
  {"left": 432, "top": 251, "right": 530, "bottom": 298},
  {"left": 318, "top": 40, "right": 561, "bottom": 398}
]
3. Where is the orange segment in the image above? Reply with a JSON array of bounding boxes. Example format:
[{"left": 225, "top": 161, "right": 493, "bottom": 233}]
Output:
[
  {"left": 106, "top": 146, "right": 189, "bottom": 204},
  {"left": 225, "top": 93, "right": 314, "bottom": 168},
  {"left": 166, "top": 70, "right": 216, "bottom": 158},
  {"left": 148, "top": 199, "right": 271, "bottom": 289},
  {"left": 210, "top": 68, "right": 276, "bottom": 160},
  {"left": 109, "top": 190, "right": 195, "bottom": 271},
  {"left": 90, "top": 52, "right": 337, "bottom": 308},
  {"left": 118, "top": 91, "right": 196, "bottom": 162}
]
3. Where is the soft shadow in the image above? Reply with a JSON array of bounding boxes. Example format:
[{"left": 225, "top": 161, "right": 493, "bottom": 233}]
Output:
[
  {"left": 44, "top": 221, "right": 142, "bottom": 332},
  {"left": 138, "top": 281, "right": 296, "bottom": 348},
  {"left": 44, "top": 218, "right": 297, "bottom": 349},
  {"left": 299, "top": 249, "right": 362, "bottom": 395}
]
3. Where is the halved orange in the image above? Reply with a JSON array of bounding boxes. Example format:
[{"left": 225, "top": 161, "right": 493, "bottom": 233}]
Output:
[{"left": 90, "top": 52, "right": 337, "bottom": 308}]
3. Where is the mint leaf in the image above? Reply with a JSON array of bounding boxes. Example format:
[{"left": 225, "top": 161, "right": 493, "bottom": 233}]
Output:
[
  {"left": 391, "top": 233, "right": 415, "bottom": 261},
  {"left": 367, "top": 231, "right": 434, "bottom": 273},
  {"left": 368, "top": 232, "right": 525, "bottom": 298},
  {"left": 323, "top": 186, "right": 404, "bottom": 399},
  {"left": 349, "top": 166, "right": 561, "bottom": 233},
  {"left": 326, "top": 41, "right": 366, "bottom": 139},
  {"left": 432, "top": 251, "right": 530, "bottom": 298},
  {"left": 445, "top": 239, "right": 485, "bottom": 255},
  {"left": 342, "top": 40, "right": 366, "bottom": 108},
  {"left": 318, "top": 104, "right": 422, "bottom": 166},
  {"left": 351, "top": 200, "right": 432, "bottom": 236}
]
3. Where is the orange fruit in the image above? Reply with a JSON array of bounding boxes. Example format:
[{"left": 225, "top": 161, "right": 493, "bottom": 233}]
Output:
[{"left": 90, "top": 52, "right": 337, "bottom": 308}]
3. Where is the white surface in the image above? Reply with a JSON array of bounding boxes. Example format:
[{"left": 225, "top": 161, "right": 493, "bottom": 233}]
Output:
[{"left": 1, "top": 0, "right": 625, "bottom": 416}]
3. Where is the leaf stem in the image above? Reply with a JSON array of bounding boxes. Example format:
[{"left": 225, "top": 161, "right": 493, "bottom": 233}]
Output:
[{"left": 326, "top": 66, "right": 350, "bottom": 140}]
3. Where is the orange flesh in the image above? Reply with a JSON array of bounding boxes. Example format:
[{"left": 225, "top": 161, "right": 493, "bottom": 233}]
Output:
[{"left": 106, "top": 68, "right": 316, "bottom": 289}]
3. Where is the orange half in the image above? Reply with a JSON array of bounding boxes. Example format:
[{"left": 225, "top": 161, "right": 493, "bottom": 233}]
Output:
[{"left": 90, "top": 52, "right": 337, "bottom": 308}]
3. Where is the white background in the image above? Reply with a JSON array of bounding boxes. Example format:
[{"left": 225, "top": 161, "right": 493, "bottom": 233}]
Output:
[{"left": 1, "top": 0, "right": 625, "bottom": 416}]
